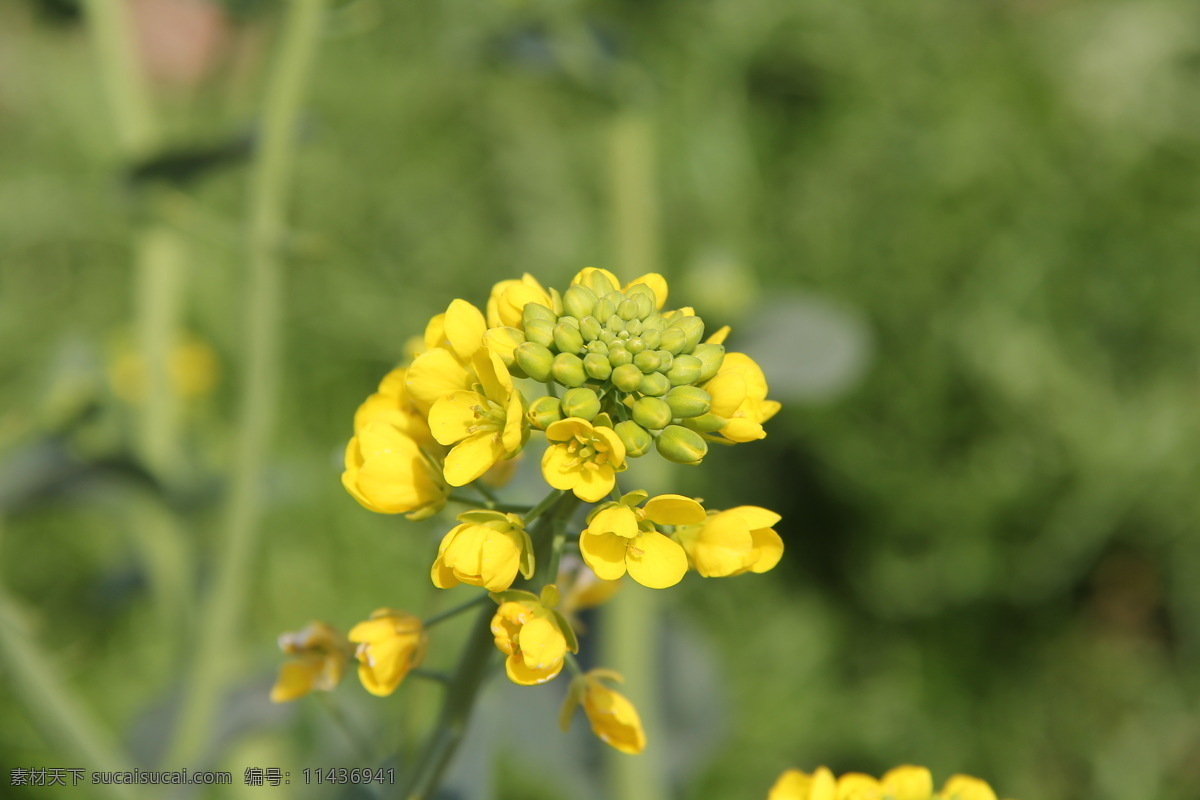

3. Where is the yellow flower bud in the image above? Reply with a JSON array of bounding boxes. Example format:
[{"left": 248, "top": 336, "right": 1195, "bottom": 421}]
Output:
[
  {"left": 431, "top": 511, "right": 534, "bottom": 592},
  {"left": 347, "top": 609, "right": 426, "bottom": 697},
  {"left": 561, "top": 670, "right": 646, "bottom": 755},
  {"left": 271, "top": 622, "right": 349, "bottom": 703},
  {"left": 655, "top": 424, "right": 708, "bottom": 464}
]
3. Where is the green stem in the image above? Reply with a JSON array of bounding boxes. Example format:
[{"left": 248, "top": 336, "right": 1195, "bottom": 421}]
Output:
[
  {"left": 523, "top": 488, "right": 567, "bottom": 527},
  {"left": 422, "top": 594, "right": 489, "bottom": 629},
  {"left": 164, "top": 0, "right": 326, "bottom": 767},
  {"left": 400, "top": 492, "right": 581, "bottom": 799}
]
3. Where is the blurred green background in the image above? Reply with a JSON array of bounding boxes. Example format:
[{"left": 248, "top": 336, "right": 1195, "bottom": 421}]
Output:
[{"left": 2, "top": 0, "right": 1199, "bottom": 798}]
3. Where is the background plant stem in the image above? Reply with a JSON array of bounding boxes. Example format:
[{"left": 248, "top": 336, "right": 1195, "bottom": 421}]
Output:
[{"left": 164, "top": 0, "right": 326, "bottom": 767}]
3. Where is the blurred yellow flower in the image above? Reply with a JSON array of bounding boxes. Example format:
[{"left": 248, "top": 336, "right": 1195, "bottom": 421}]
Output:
[
  {"left": 768, "top": 767, "right": 836, "bottom": 800},
  {"left": 940, "top": 776, "right": 998, "bottom": 800},
  {"left": 109, "top": 334, "right": 219, "bottom": 403},
  {"left": 270, "top": 622, "right": 348, "bottom": 703},
  {"left": 348, "top": 609, "right": 426, "bottom": 697},
  {"left": 490, "top": 587, "right": 577, "bottom": 685},
  {"left": 673, "top": 505, "right": 783, "bottom": 577},
  {"left": 428, "top": 350, "right": 527, "bottom": 486},
  {"left": 561, "top": 669, "right": 645, "bottom": 755},
  {"left": 883, "top": 766, "right": 933, "bottom": 800},
  {"left": 578, "top": 493, "right": 701, "bottom": 589},
  {"left": 341, "top": 420, "right": 447, "bottom": 519},
  {"left": 540, "top": 418, "right": 626, "bottom": 502},
  {"left": 701, "top": 352, "right": 781, "bottom": 443},
  {"left": 431, "top": 511, "right": 533, "bottom": 592}
]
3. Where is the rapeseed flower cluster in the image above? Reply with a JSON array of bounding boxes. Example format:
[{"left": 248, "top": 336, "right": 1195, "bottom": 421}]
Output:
[
  {"left": 768, "top": 766, "right": 1011, "bottom": 800},
  {"left": 275, "top": 268, "right": 782, "bottom": 757}
]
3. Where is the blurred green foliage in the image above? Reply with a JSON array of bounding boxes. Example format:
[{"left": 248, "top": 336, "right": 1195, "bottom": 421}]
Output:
[{"left": 2, "top": 1, "right": 1199, "bottom": 799}]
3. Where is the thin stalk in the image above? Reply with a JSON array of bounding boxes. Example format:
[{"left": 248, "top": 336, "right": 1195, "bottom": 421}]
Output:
[
  {"left": 164, "top": 0, "right": 327, "bottom": 767},
  {"left": 423, "top": 594, "right": 489, "bottom": 629},
  {"left": 400, "top": 492, "right": 581, "bottom": 799},
  {"left": 606, "top": 109, "right": 667, "bottom": 800}
]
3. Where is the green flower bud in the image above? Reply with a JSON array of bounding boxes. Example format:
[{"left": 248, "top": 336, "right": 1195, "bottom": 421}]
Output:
[
  {"left": 692, "top": 343, "right": 725, "bottom": 382},
  {"left": 614, "top": 420, "right": 654, "bottom": 457},
  {"left": 552, "top": 353, "right": 587, "bottom": 387},
  {"left": 525, "top": 319, "right": 555, "bottom": 349},
  {"left": 583, "top": 352, "right": 613, "bottom": 381},
  {"left": 667, "top": 316, "right": 705, "bottom": 353},
  {"left": 656, "top": 425, "right": 709, "bottom": 465},
  {"left": 599, "top": 330, "right": 616, "bottom": 346},
  {"left": 618, "top": 299, "right": 639, "bottom": 321},
  {"left": 611, "top": 363, "right": 643, "bottom": 392},
  {"left": 579, "top": 316, "right": 602, "bottom": 342},
  {"left": 660, "top": 326, "right": 688, "bottom": 355},
  {"left": 608, "top": 346, "right": 632, "bottom": 367},
  {"left": 632, "top": 396, "right": 672, "bottom": 430},
  {"left": 665, "top": 386, "right": 712, "bottom": 419},
  {"left": 683, "top": 412, "right": 726, "bottom": 432},
  {"left": 626, "top": 319, "right": 644, "bottom": 336},
  {"left": 563, "top": 284, "right": 598, "bottom": 320},
  {"left": 639, "top": 372, "right": 671, "bottom": 397},
  {"left": 515, "top": 342, "right": 555, "bottom": 381},
  {"left": 523, "top": 302, "right": 558, "bottom": 328},
  {"left": 641, "top": 329, "right": 662, "bottom": 350},
  {"left": 630, "top": 292, "right": 654, "bottom": 320},
  {"left": 528, "top": 396, "right": 563, "bottom": 430},
  {"left": 594, "top": 293, "right": 618, "bottom": 321},
  {"left": 666, "top": 354, "right": 702, "bottom": 385},
  {"left": 626, "top": 338, "right": 646, "bottom": 355},
  {"left": 642, "top": 313, "right": 665, "bottom": 332},
  {"left": 554, "top": 322, "right": 585, "bottom": 355},
  {"left": 633, "top": 350, "right": 662, "bottom": 373},
  {"left": 606, "top": 314, "right": 625, "bottom": 333},
  {"left": 654, "top": 349, "right": 673, "bottom": 372},
  {"left": 561, "top": 387, "right": 601, "bottom": 421},
  {"left": 586, "top": 339, "right": 609, "bottom": 355}
]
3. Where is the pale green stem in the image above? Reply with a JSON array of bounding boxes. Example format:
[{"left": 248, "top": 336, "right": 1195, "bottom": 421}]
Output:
[
  {"left": 400, "top": 492, "right": 581, "bottom": 799},
  {"left": 0, "top": 523, "right": 138, "bottom": 800},
  {"left": 82, "top": 0, "right": 188, "bottom": 481},
  {"left": 164, "top": 0, "right": 327, "bottom": 767},
  {"left": 606, "top": 109, "right": 667, "bottom": 800}
]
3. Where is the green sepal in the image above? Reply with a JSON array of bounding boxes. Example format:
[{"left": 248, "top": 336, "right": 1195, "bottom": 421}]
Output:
[
  {"left": 619, "top": 489, "right": 649, "bottom": 507},
  {"left": 489, "top": 589, "right": 539, "bottom": 606},
  {"left": 456, "top": 509, "right": 512, "bottom": 525},
  {"left": 519, "top": 528, "right": 536, "bottom": 579},
  {"left": 553, "top": 610, "right": 580, "bottom": 654}
]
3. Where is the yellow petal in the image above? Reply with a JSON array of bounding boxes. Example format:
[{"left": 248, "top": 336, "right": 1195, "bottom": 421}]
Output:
[
  {"left": 546, "top": 417, "right": 593, "bottom": 444},
  {"left": 407, "top": 348, "right": 472, "bottom": 414},
  {"left": 582, "top": 682, "right": 645, "bottom": 754},
  {"left": 705, "top": 371, "right": 747, "bottom": 418},
  {"left": 625, "top": 531, "right": 688, "bottom": 589},
  {"left": 517, "top": 616, "right": 567, "bottom": 672},
  {"left": 579, "top": 531, "right": 629, "bottom": 581},
  {"left": 501, "top": 391, "right": 526, "bottom": 455},
  {"left": 881, "top": 766, "right": 933, "bottom": 800},
  {"left": 768, "top": 769, "right": 813, "bottom": 800},
  {"left": 541, "top": 444, "right": 582, "bottom": 492},
  {"left": 443, "top": 432, "right": 505, "bottom": 487},
  {"left": 444, "top": 299, "right": 486, "bottom": 361},
  {"left": 728, "top": 505, "right": 782, "bottom": 529},
  {"left": 270, "top": 660, "right": 317, "bottom": 703},
  {"left": 684, "top": 510, "right": 754, "bottom": 578},
  {"left": 836, "top": 773, "right": 882, "bottom": 799},
  {"left": 506, "top": 652, "right": 561, "bottom": 686},
  {"left": 430, "top": 554, "right": 459, "bottom": 589},
  {"left": 706, "top": 325, "right": 731, "bottom": 345},
  {"left": 428, "top": 390, "right": 486, "bottom": 446},
  {"left": 643, "top": 494, "right": 706, "bottom": 526},
  {"left": 940, "top": 776, "right": 997, "bottom": 800},
  {"left": 748, "top": 526, "right": 784, "bottom": 573},
  {"left": 589, "top": 504, "right": 639, "bottom": 539},
  {"left": 572, "top": 462, "right": 616, "bottom": 502},
  {"left": 720, "top": 417, "right": 767, "bottom": 442}
]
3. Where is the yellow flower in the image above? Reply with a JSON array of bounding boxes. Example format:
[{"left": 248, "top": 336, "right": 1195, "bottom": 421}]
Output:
[
  {"left": 939, "top": 776, "right": 998, "bottom": 800},
  {"left": 540, "top": 418, "right": 626, "bottom": 502},
  {"left": 578, "top": 492, "right": 700, "bottom": 589},
  {"left": 487, "top": 273, "right": 560, "bottom": 329},
  {"left": 405, "top": 300, "right": 488, "bottom": 415},
  {"left": 270, "top": 622, "right": 348, "bottom": 703},
  {"left": 431, "top": 511, "right": 534, "bottom": 592},
  {"left": 701, "top": 352, "right": 781, "bottom": 442},
  {"left": 882, "top": 766, "right": 933, "bottom": 800},
  {"left": 569, "top": 267, "right": 669, "bottom": 310},
  {"left": 673, "top": 505, "right": 784, "bottom": 577},
  {"left": 560, "top": 669, "right": 646, "bottom": 754},
  {"left": 836, "top": 773, "right": 884, "bottom": 800},
  {"left": 490, "top": 586, "right": 578, "bottom": 686},
  {"left": 347, "top": 609, "right": 426, "bottom": 697},
  {"left": 768, "top": 767, "right": 836, "bottom": 800},
  {"left": 352, "top": 366, "right": 434, "bottom": 446},
  {"left": 428, "top": 349, "right": 527, "bottom": 486},
  {"left": 341, "top": 420, "right": 447, "bottom": 519}
]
